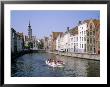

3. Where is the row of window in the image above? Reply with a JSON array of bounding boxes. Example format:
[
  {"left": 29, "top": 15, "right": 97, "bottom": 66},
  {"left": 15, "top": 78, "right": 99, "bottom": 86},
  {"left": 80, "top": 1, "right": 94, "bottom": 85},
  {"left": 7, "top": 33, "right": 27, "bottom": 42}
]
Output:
[
  {"left": 80, "top": 31, "right": 86, "bottom": 35},
  {"left": 80, "top": 44, "right": 86, "bottom": 49},
  {"left": 80, "top": 26, "right": 84, "bottom": 30},
  {"left": 68, "top": 43, "right": 78, "bottom": 47},
  {"left": 87, "top": 38, "right": 95, "bottom": 44},
  {"left": 70, "top": 37, "right": 78, "bottom": 42},
  {"left": 87, "top": 30, "right": 95, "bottom": 36},
  {"left": 87, "top": 46, "right": 96, "bottom": 53},
  {"left": 80, "top": 37, "right": 86, "bottom": 42}
]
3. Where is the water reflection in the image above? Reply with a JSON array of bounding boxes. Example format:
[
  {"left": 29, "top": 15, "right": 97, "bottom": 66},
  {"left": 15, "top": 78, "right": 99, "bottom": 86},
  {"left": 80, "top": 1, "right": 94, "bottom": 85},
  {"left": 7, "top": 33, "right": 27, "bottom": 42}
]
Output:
[{"left": 11, "top": 52, "right": 100, "bottom": 77}]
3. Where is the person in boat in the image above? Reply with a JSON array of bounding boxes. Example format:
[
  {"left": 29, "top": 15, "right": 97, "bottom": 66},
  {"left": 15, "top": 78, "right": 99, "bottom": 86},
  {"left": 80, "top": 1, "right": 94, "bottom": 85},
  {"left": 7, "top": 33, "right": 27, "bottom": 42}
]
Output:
[
  {"left": 47, "top": 59, "right": 64, "bottom": 65},
  {"left": 57, "top": 60, "right": 63, "bottom": 64},
  {"left": 48, "top": 59, "right": 52, "bottom": 63}
]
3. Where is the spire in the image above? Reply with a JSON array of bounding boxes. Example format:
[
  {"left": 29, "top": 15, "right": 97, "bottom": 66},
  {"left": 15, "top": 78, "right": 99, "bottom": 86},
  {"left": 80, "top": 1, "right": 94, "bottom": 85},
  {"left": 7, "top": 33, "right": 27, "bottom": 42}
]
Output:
[
  {"left": 28, "top": 20, "right": 31, "bottom": 27},
  {"left": 29, "top": 20, "right": 30, "bottom": 26}
]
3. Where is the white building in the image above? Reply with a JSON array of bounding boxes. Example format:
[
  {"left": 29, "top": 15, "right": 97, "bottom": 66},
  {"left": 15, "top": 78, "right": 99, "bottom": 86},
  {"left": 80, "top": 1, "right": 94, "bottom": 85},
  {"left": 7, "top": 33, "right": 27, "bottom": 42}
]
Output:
[
  {"left": 56, "top": 19, "right": 99, "bottom": 54},
  {"left": 32, "top": 36, "right": 38, "bottom": 50},
  {"left": 59, "top": 34, "right": 65, "bottom": 51},
  {"left": 67, "top": 26, "right": 78, "bottom": 53},
  {"left": 56, "top": 22, "right": 88, "bottom": 53},
  {"left": 78, "top": 21, "right": 87, "bottom": 53},
  {"left": 56, "top": 27, "right": 78, "bottom": 53},
  {"left": 56, "top": 33, "right": 64, "bottom": 51},
  {"left": 69, "top": 34, "right": 78, "bottom": 53},
  {"left": 56, "top": 27, "right": 70, "bottom": 52},
  {"left": 63, "top": 32, "right": 70, "bottom": 52}
]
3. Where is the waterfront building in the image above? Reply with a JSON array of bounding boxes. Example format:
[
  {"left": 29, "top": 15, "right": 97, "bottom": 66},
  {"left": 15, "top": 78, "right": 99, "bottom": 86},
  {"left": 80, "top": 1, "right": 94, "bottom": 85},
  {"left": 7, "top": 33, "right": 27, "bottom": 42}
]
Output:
[
  {"left": 86, "top": 19, "right": 100, "bottom": 54},
  {"left": 56, "top": 32, "right": 63, "bottom": 51},
  {"left": 69, "top": 26, "right": 78, "bottom": 53},
  {"left": 24, "top": 35, "right": 29, "bottom": 48},
  {"left": 77, "top": 21, "right": 88, "bottom": 53},
  {"left": 24, "top": 35, "right": 38, "bottom": 50},
  {"left": 63, "top": 27, "right": 71, "bottom": 52},
  {"left": 60, "top": 33, "right": 65, "bottom": 52},
  {"left": 95, "top": 22, "right": 100, "bottom": 54},
  {"left": 56, "top": 27, "right": 78, "bottom": 53},
  {"left": 48, "top": 35, "right": 52, "bottom": 51},
  {"left": 32, "top": 36, "right": 38, "bottom": 50},
  {"left": 50, "top": 19, "right": 100, "bottom": 55},
  {"left": 16, "top": 32, "right": 24, "bottom": 52},
  {"left": 11, "top": 28, "right": 17, "bottom": 53},
  {"left": 44, "top": 36, "right": 49, "bottom": 50},
  {"left": 50, "top": 32, "right": 63, "bottom": 51}
]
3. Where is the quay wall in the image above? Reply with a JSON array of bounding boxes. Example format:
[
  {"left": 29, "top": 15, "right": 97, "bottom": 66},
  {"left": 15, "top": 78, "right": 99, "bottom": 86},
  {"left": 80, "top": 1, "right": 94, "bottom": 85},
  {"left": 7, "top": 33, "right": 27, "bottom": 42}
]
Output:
[
  {"left": 48, "top": 51, "right": 100, "bottom": 60},
  {"left": 11, "top": 50, "right": 100, "bottom": 62}
]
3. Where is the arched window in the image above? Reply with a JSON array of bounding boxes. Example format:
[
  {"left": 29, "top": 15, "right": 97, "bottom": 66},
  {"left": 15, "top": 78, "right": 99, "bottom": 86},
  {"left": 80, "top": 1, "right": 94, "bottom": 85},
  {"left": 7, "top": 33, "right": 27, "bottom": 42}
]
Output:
[
  {"left": 90, "top": 23, "right": 93, "bottom": 29},
  {"left": 93, "top": 30, "right": 95, "bottom": 35},
  {"left": 90, "top": 38, "right": 92, "bottom": 43},
  {"left": 87, "top": 32, "right": 89, "bottom": 36},
  {"left": 87, "top": 38, "right": 89, "bottom": 43}
]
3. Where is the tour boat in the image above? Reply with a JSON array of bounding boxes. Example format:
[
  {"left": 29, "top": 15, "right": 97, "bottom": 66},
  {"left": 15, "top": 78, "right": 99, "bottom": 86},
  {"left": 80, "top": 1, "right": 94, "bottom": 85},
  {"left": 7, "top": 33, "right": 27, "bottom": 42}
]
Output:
[{"left": 45, "top": 59, "right": 65, "bottom": 67}]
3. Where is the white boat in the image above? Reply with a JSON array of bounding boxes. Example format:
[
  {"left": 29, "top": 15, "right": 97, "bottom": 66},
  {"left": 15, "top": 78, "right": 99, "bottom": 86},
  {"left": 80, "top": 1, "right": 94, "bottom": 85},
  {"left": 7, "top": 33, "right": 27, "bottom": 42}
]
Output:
[{"left": 45, "top": 60, "right": 64, "bottom": 67}]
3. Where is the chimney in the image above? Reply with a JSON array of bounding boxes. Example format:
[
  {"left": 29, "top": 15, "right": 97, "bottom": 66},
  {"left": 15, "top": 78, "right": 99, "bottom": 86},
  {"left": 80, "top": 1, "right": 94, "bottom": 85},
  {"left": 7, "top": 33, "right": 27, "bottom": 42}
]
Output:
[
  {"left": 67, "top": 27, "right": 69, "bottom": 32},
  {"left": 78, "top": 21, "right": 82, "bottom": 25}
]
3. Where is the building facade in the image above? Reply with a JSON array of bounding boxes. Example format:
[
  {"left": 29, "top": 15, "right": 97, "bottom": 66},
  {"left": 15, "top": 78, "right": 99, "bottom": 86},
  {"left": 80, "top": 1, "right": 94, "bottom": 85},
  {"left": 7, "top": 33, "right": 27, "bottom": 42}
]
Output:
[
  {"left": 50, "top": 32, "right": 63, "bottom": 51},
  {"left": 11, "top": 28, "right": 24, "bottom": 53},
  {"left": 24, "top": 21, "right": 38, "bottom": 49},
  {"left": 69, "top": 26, "right": 78, "bottom": 53},
  {"left": 78, "top": 21, "right": 88, "bottom": 53},
  {"left": 55, "top": 19, "right": 100, "bottom": 54},
  {"left": 16, "top": 32, "right": 24, "bottom": 52},
  {"left": 32, "top": 36, "right": 38, "bottom": 50},
  {"left": 44, "top": 36, "right": 49, "bottom": 50},
  {"left": 11, "top": 28, "right": 17, "bottom": 53},
  {"left": 86, "top": 19, "right": 100, "bottom": 54},
  {"left": 95, "top": 22, "right": 100, "bottom": 54},
  {"left": 24, "top": 35, "right": 29, "bottom": 47},
  {"left": 56, "top": 32, "right": 64, "bottom": 51}
]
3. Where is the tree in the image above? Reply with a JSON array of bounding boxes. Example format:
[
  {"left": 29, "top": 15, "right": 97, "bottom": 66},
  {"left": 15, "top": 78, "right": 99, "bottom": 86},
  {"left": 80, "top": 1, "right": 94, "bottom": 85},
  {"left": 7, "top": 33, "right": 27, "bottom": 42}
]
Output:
[
  {"left": 28, "top": 42, "right": 33, "bottom": 49},
  {"left": 38, "top": 40, "right": 44, "bottom": 49}
]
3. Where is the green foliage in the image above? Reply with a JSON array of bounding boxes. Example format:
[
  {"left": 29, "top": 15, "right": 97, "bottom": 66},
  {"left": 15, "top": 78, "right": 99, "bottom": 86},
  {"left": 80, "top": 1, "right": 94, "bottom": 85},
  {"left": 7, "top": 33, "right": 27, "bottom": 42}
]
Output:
[
  {"left": 24, "top": 45, "right": 30, "bottom": 49},
  {"left": 28, "top": 42, "right": 33, "bottom": 49}
]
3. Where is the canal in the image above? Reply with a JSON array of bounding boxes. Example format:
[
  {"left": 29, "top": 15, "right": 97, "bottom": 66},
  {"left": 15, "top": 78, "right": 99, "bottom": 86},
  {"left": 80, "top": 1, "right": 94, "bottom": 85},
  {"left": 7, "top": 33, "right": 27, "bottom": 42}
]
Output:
[{"left": 11, "top": 52, "right": 100, "bottom": 77}]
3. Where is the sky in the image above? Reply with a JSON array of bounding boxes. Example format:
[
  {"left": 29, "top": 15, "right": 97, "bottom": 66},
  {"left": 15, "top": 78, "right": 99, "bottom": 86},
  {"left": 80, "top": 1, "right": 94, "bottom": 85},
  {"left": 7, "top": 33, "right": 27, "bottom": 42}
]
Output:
[{"left": 11, "top": 10, "right": 100, "bottom": 39}]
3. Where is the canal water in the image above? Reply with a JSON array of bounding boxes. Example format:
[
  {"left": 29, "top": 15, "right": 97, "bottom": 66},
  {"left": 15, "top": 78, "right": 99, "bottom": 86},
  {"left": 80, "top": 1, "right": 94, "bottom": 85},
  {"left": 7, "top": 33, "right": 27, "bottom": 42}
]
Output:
[{"left": 11, "top": 52, "right": 100, "bottom": 77}]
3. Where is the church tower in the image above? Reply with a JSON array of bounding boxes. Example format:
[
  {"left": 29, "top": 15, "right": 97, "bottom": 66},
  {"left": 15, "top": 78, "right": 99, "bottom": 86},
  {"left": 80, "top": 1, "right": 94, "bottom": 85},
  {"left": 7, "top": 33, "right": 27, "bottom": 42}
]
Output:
[{"left": 28, "top": 20, "right": 32, "bottom": 41}]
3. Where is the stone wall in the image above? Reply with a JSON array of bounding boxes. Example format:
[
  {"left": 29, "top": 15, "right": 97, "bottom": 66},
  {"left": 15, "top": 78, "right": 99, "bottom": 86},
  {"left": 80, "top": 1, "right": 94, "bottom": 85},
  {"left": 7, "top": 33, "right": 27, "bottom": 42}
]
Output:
[{"left": 48, "top": 51, "right": 100, "bottom": 60}]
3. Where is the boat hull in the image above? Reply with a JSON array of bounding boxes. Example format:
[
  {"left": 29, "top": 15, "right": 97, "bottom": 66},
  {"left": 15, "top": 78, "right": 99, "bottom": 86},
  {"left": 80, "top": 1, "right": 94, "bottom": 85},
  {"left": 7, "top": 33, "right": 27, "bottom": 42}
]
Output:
[{"left": 45, "top": 60, "right": 64, "bottom": 67}]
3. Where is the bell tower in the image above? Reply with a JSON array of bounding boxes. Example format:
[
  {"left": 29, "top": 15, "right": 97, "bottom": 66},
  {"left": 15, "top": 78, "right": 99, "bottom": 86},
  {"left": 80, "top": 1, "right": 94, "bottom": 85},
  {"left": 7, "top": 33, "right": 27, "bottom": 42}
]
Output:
[{"left": 28, "top": 20, "right": 32, "bottom": 41}]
